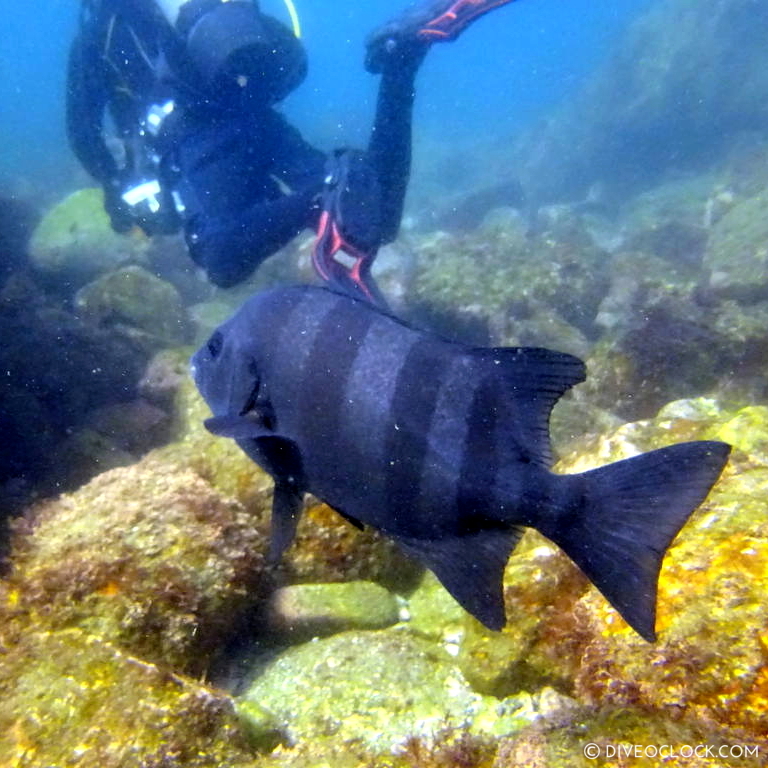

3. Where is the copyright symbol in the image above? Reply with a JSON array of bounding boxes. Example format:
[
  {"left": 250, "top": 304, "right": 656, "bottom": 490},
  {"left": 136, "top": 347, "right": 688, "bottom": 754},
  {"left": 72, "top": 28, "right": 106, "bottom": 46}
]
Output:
[{"left": 584, "top": 743, "right": 601, "bottom": 759}]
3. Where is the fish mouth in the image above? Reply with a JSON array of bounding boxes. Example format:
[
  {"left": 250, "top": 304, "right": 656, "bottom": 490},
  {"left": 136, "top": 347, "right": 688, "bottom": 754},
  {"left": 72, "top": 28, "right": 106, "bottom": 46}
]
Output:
[{"left": 239, "top": 376, "right": 262, "bottom": 418}]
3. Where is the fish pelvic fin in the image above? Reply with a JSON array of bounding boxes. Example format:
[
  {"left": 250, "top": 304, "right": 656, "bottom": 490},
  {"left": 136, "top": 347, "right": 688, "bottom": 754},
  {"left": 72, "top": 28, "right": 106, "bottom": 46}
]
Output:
[
  {"left": 397, "top": 526, "right": 524, "bottom": 630},
  {"left": 539, "top": 440, "right": 730, "bottom": 641},
  {"left": 268, "top": 480, "right": 304, "bottom": 564}
]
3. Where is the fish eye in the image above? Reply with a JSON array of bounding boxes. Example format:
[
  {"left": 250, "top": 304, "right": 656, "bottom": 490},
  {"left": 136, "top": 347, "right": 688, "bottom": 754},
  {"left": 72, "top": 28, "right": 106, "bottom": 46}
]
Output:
[{"left": 207, "top": 331, "right": 224, "bottom": 359}]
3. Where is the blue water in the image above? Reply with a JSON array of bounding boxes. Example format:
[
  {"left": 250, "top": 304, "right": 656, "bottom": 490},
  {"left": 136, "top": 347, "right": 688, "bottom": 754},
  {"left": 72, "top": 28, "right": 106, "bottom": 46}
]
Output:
[{"left": 0, "top": 0, "right": 652, "bottom": 193}]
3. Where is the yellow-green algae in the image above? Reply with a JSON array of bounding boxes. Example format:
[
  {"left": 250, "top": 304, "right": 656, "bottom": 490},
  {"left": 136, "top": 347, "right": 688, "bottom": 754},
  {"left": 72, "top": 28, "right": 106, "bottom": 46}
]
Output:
[
  {"left": 0, "top": 626, "right": 255, "bottom": 768},
  {"left": 238, "top": 629, "right": 563, "bottom": 752},
  {"left": 409, "top": 215, "right": 609, "bottom": 343},
  {"left": 4, "top": 456, "right": 268, "bottom": 673},
  {"left": 264, "top": 581, "right": 401, "bottom": 640},
  {"left": 1, "top": 397, "right": 766, "bottom": 767}
]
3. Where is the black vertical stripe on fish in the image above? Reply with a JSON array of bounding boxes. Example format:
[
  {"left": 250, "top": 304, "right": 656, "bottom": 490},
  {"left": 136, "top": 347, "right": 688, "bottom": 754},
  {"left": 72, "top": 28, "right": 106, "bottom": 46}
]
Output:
[
  {"left": 457, "top": 375, "right": 501, "bottom": 533},
  {"left": 384, "top": 339, "right": 448, "bottom": 518},
  {"left": 252, "top": 286, "right": 322, "bottom": 435},
  {"left": 297, "top": 295, "right": 375, "bottom": 457}
]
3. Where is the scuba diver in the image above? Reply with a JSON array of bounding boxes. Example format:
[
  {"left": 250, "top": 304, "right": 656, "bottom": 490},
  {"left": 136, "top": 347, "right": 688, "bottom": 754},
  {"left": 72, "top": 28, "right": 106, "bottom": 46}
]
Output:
[{"left": 67, "top": 0, "right": 517, "bottom": 302}]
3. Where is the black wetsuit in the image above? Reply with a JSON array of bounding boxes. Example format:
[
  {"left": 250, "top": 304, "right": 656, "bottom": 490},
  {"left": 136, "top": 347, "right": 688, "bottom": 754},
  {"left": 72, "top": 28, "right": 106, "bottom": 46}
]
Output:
[{"left": 67, "top": 0, "right": 420, "bottom": 288}]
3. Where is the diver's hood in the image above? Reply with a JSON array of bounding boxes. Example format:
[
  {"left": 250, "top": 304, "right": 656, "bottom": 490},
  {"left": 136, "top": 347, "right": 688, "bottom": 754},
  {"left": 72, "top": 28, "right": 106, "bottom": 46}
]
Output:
[{"left": 181, "top": 1, "right": 306, "bottom": 106}]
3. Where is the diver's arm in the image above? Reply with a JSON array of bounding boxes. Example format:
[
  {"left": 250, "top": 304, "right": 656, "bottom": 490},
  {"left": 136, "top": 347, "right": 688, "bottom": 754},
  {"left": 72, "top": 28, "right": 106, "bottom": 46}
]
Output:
[
  {"left": 186, "top": 187, "right": 322, "bottom": 288},
  {"left": 270, "top": 117, "right": 327, "bottom": 192},
  {"left": 66, "top": 33, "right": 119, "bottom": 184}
]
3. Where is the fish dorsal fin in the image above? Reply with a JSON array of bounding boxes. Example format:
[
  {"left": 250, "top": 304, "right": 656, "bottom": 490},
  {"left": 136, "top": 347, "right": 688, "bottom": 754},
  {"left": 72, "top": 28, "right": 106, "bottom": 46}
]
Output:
[
  {"left": 396, "top": 526, "right": 524, "bottom": 631},
  {"left": 471, "top": 347, "right": 586, "bottom": 468}
]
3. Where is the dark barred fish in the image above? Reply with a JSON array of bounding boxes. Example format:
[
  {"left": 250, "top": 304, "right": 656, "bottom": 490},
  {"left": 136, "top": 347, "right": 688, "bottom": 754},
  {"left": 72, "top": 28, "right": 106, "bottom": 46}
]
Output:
[{"left": 191, "top": 285, "right": 730, "bottom": 641}]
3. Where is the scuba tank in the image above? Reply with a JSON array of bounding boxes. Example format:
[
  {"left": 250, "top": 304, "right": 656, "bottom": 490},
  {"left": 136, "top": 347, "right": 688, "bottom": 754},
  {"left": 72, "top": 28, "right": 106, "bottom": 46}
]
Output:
[
  {"left": 82, "top": 0, "right": 306, "bottom": 233},
  {"left": 158, "top": 0, "right": 306, "bottom": 106}
]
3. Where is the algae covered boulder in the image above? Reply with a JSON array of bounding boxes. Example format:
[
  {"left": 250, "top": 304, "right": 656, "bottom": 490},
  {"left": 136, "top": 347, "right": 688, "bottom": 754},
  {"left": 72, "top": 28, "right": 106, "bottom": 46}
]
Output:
[
  {"left": 238, "top": 629, "right": 548, "bottom": 752},
  {"left": 1, "top": 395, "right": 765, "bottom": 767},
  {"left": 5, "top": 455, "right": 269, "bottom": 672},
  {"left": 409, "top": 212, "right": 609, "bottom": 347},
  {"left": 0, "top": 627, "right": 256, "bottom": 768},
  {"left": 75, "top": 264, "right": 192, "bottom": 346},
  {"left": 29, "top": 188, "right": 149, "bottom": 285},
  {"left": 705, "top": 189, "right": 768, "bottom": 302}
]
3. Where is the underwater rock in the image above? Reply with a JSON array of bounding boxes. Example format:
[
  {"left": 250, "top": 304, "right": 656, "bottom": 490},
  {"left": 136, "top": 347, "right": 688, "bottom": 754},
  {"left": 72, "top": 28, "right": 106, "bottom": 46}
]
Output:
[
  {"left": 28, "top": 188, "right": 149, "bottom": 288},
  {"left": 583, "top": 249, "right": 768, "bottom": 420},
  {"left": 426, "top": 179, "right": 527, "bottom": 233},
  {"left": 0, "top": 273, "right": 154, "bottom": 501},
  {"left": 0, "top": 193, "right": 38, "bottom": 285},
  {"left": 139, "top": 348, "right": 191, "bottom": 409},
  {"left": 705, "top": 190, "right": 768, "bottom": 302},
  {"left": 0, "top": 626, "right": 256, "bottom": 768},
  {"left": 43, "top": 400, "right": 172, "bottom": 491},
  {"left": 405, "top": 570, "right": 467, "bottom": 641},
  {"left": 5, "top": 456, "right": 268, "bottom": 673},
  {"left": 619, "top": 174, "right": 720, "bottom": 233},
  {"left": 75, "top": 264, "right": 192, "bottom": 346},
  {"left": 238, "top": 629, "right": 545, "bottom": 752},
  {"left": 554, "top": 399, "right": 768, "bottom": 742},
  {"left": 459, "top": 533, "right": 590, "bottom": 700},
  {"left": 84, "top": 397, "right": 171, "bottom": 454},
  {"left": 408, "top": 213, "right": 609, "bottom": 346},
  {"left": 623, "top": 220, "right": 709, "bottom": 269},
  {"left": 264, "top": 581, "right": 401, "bottom": 641},
  {"left": 3, "top": 397, "right": 765, "bottom": 765},
  {"left": 47, "top": 426, "right": 138, "bottom": 491}
]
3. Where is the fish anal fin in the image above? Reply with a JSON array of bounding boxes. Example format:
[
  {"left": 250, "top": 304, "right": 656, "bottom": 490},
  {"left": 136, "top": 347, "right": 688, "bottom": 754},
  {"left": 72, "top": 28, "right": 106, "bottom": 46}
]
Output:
[{"left": 397, "top": 527, "right": 524, "bottom": 631}]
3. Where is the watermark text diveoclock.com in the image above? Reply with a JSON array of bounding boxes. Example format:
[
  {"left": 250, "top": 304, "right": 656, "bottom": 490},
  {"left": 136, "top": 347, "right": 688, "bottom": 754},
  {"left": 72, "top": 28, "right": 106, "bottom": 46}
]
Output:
[{"left": 583, "top": 743, "right": 760, "bottom": 760}]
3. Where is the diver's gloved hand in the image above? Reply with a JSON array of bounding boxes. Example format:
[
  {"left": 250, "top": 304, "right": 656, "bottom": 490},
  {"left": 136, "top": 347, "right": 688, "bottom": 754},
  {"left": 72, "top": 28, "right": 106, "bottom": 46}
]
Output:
[
  {"left": 103, "top": 177, "right": 136, "bottom": 234},
  {"left": 106, "top": 172, "right": 181, "bottom": 237},
  {"left": 312, "top": 149, "right": 387, "bottom": 307}
]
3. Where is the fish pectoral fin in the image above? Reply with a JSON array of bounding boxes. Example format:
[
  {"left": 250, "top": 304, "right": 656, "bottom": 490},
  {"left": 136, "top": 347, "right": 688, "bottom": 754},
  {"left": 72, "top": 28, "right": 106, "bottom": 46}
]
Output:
[
  {"left": 396, "top": 526, "right": 524, "bottom": 631},
  {"left": 204, "top": 409, "right": 274, "bottom": 439}
]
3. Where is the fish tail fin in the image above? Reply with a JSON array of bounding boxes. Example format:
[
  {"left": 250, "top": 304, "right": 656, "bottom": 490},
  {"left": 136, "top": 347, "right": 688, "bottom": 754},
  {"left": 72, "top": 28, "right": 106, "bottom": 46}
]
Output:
[{"left": 540, "top": 441, "right": 730, "bottom": 641}]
